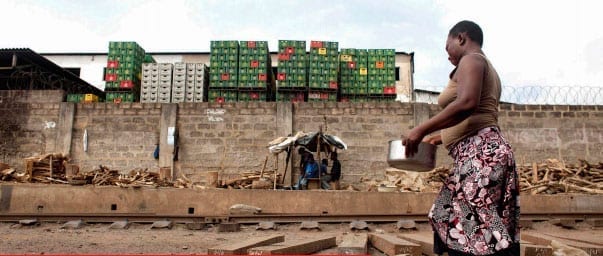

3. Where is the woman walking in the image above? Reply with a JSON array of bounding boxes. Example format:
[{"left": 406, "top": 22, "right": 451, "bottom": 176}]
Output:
[{"left": 402, "top": 20, "right": 520, "bottom": 255}]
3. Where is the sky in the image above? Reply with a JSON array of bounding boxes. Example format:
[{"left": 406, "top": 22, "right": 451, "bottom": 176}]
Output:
[{"left": 1, "top": 0, "right": 602, "bottom": 91}]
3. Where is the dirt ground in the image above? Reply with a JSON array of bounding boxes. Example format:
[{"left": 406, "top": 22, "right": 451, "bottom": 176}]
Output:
[{"left": 1, "top": 220, "right": 602, "bottom": 255}]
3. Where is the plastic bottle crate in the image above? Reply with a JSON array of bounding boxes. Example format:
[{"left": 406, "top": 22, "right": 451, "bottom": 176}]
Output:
[
  {"left": 141, "top": 91, "right": 157, "bottom": 99},
  {"left": 66, "top": 94, "right": 84, "bottom": 103},
  {"left": 173, "top": 79, "right": 186, "bottom": 87},
  {"left": 140, "top": 97, "right": 157, "bottom": 103},
  {"left": 106, "top": 92, "right": 136, "bottom": 103},
  {"left": 158, "top": 98, "right": 170, "bottom": 103},
  {"left": 158, "top": 86, "right": 172, "bottom": 93}
]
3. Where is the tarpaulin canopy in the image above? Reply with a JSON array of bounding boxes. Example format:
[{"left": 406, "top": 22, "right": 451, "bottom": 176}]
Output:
[{"left": 268, "top": 131, "right": 347, "bottom": 154}]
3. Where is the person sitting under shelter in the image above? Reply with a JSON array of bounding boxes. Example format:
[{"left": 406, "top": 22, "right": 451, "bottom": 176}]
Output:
[
  {"left": 319, "top": 158, "right": 331, "bottom": 189},
  {"left": 294, "top": 154, "right": 319, "bottom": 190}
]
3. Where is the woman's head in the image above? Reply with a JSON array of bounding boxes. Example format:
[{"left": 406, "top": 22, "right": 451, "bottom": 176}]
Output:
[
  {"left": 449, "top": 20, "right": 483, "bottom": 46},
  {"left": 446, "top": 20, "right": 483, "bottom": 66}
]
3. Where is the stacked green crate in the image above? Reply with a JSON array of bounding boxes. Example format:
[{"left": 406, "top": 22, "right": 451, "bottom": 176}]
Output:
[
  {"left": 339, "top": 48, "right": 368, "bottom": 102},
  {"left": 66, "top": 94, "right": 84, "bottom": 103},
  {"left": 104, "top": 41, "right": 145, "bottom": 102},
  {"left": 276, "top": 40, "right": 307, "bottom": 102},
  {"left": 367, "top": 49, "right": 396, "bottom": 101},
  {"left": 207, "top": 89, "right": 237, "bottom": 103},
  {"left": 308, "top": 41, "right": 338, "bottom": 101},
  {"left": 209, "top": 41, "right": 239, "bottom": 102},
  {"left": 238, "top": 41, "right": 270, "bottom": 88},
  {"left": 238, "top": 41, "right": 273, "bottom": 101}
]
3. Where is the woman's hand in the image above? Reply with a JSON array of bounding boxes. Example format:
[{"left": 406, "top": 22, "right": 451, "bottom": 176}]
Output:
[{"left": 402, "top": 127, "right": 426, "bottom": 157}]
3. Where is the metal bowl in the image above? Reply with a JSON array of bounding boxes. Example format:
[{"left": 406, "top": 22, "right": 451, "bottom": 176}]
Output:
[{"left": 387, "top": 139, "right": 436, "bottom": 172}]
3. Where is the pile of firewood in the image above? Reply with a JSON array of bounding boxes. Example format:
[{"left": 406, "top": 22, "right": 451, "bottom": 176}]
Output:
[
  {"left": 361, "top": 159, "right": 602, "bottom": 195},
  {"left": 69, "top": 166, "right": 173, "bottom": 188},
  {"left": 518, "top": 159, "right": 603, "bottom": 194},
  {"left": 219, "top": 170, "right": 281, "bottom": 189},
  {"left": 1, "top": 162, "right": 25, "bottom": 181}
]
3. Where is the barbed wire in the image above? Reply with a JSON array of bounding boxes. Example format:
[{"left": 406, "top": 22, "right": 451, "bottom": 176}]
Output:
[{"left": 414, "top": 86, "right": 603, "bottom": 105}]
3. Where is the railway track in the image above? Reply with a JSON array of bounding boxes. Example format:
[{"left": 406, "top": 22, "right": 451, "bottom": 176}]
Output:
[{"left": 1, "top": 212, "right": 601, "bottom": 224}]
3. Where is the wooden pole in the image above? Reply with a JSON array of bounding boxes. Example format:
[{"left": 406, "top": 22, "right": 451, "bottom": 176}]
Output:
[
  {"left": 49, "top": 155, "right": 53, "bottom": 179},
  {"left": 274, "top": 155, "right": 278, "bottom": 190},
  {"left": 259, "top": 155, "right": 268, "bottom": 179},
  {"left": 317, "top": 126, "right": 322, "bottom": 183},
  {"left": 281, "top": 146, "right": 291, "bottom": 185}
]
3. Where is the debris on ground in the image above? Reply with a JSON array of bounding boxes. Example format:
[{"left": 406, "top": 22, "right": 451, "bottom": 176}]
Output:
[{"left": 2, "top": 155, "right": 602, "bottom": 194}]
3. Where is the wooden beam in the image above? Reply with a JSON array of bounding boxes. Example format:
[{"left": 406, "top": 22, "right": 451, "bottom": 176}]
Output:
[
  {"left": 207, "top": 234, "right": 284, "bottom": 255},
  {"left": 536, "top": 231, "right": 603, "bottom": 247},
  {"left": 247, "top": 236, "right": 336, "bottom": 255},
  {"left": 523, "top": 231, "right": 603, "bottom": 256},
  {"left": 338, "top": 233, "right": 368, "bottom": 255},
  {"left": 369, "top": 233, "right": 421, "bottom": 256},
  {"left": 217, "top": 222, "right": 240, "bottom": 232},
  {"left": 587, "top": 218, "right": 603, "bottom": 228},
  {"left": 397, "top": 232, "right": 433, "bottom": 256},
  {"left": 520, "top": 241, "right": 553, "bottom": 256}
]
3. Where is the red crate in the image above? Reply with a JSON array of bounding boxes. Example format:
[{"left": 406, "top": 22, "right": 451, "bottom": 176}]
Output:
[
  {"left": 376, "top": 61, "right": 385, "bottom": 69},
  {"left": 278, "top": 53, "right": 290, "bottom": 61},
  {"left": 250, "top": 92, "right": 260, "bottom": 99},
  {"left": 383, "top": 86, "right": 396, "bottom": 94},
  {"left": 348, "top": 62, "right": 356, "bottom": 69},
  {"left": 329, "top": 81, "right": 338, "bottom": 89},
  {"left": 258, "top": 73, "right": 267, "bottom": 81},
  {"left": 221, "top": 73, "right": 230, "bottom": 81},
  {"left": 215, "top": 97, "right": 225, "bottom": 103},
  {"left": 320, "top": 93, "right": 329, "bottom": 100},
  {"left": 107, "top": 60, "right": 119, "bottom": 68},
  {"left": 310, "top": 41, "right": 323, "bottom": 48},
  {"left": 119, "top": 80, "right": 134, "bottom": 89},
  {"left": 247, "top": 41, "right": 256, "bottom": 48},
  {"left": 250, "top": 60, "right": 259, "bottom": 68},
  {"left": 340, "top": 97, "right": 349, "bottom": 102},
  {"left": 105, "top": 74, "right": 117, "bottom": 82},
  {"left": 277, "top": 73, "right": 287, "bottom": 81},
  {"left": 285, "top": 47, "right": 295, "bottom": 54}
]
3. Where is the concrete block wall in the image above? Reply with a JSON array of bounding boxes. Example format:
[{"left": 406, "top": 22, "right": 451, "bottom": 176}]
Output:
[
  {"left": 2, "top": 90, "right": 603, "bottom": 188},
  {"left": 70, "top": 103, "right": 161, "bottom": 171},
  {"left": 0, "top": 91, "right": 65, "bottom": 168},
  {"left": 292, "top": 102, "right": 415, "bottom": 185},
  {"left": 176, "top": 102, "right": 277, "bottom": 182},
  {"left": 498, "top": 104, "right": 603, "bottom": 165}
]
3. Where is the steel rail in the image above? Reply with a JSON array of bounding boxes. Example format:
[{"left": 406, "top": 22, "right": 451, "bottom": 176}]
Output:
[{"left": 1, "top": 212, "right": 601, "bottom": 224}]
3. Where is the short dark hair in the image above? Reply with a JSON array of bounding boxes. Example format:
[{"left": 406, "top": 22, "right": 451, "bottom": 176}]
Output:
[{"left": 449, "top": 20, "right": 483, "bottom": 47}]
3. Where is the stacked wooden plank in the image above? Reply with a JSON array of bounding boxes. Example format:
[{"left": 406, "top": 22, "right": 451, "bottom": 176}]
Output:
[{"left": 24, "top": 153, "right": 69, "bottom": 183}]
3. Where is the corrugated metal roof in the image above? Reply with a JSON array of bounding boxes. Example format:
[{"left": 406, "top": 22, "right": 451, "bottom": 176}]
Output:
[{"left": 0, "top": 48, "right": 104, "bottom": 95}]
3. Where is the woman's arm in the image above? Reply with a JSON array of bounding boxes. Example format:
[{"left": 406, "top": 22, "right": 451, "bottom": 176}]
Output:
[
  {"left": 404, "top": 54, "right": 486, "bottom": 154},
  {"left": 423, "top": 133, "right": 442, "bottom": 145}
]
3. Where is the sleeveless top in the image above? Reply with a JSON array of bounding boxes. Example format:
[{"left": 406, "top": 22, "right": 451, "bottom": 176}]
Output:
[{"left": 438, "top": 53, "right": 502, "bottom": 150}]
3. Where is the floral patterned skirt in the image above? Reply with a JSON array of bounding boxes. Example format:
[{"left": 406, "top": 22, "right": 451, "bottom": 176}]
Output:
[{"left": 429, "top": 126, "right": 520, "bottom": 255}]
